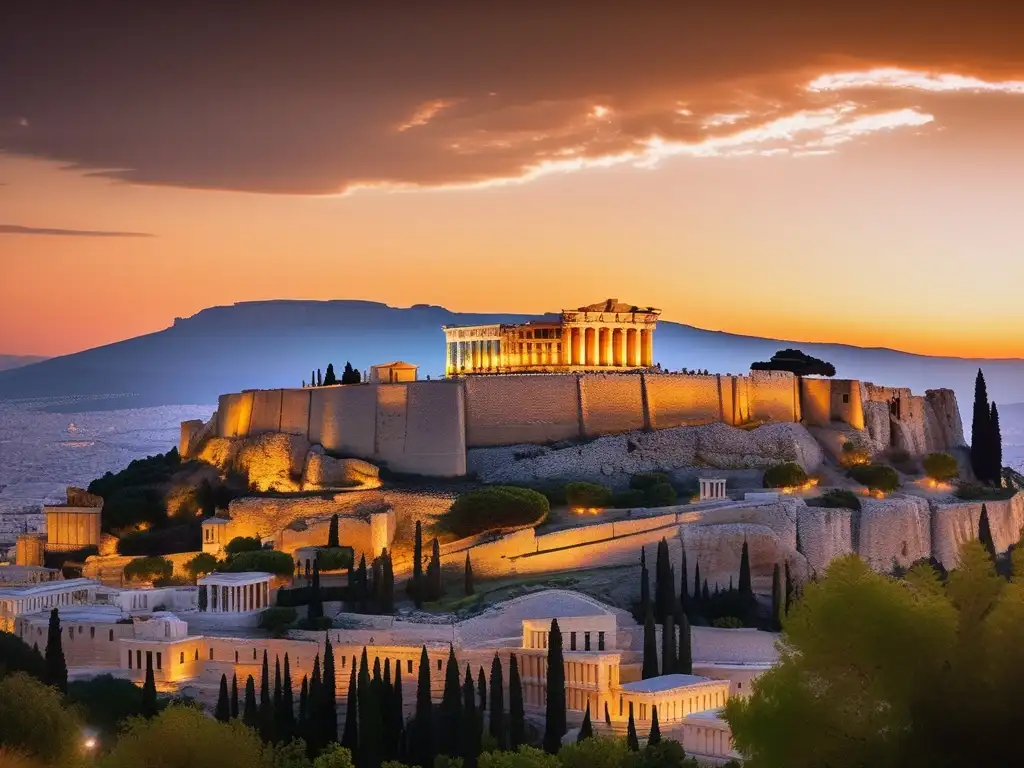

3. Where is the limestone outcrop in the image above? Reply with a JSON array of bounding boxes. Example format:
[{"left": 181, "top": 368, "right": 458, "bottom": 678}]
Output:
[
  {"left": 856, "top": 496, "right": 931, "bottom": 571},
  {"left": 302, "top": 452, "right": 380, "bottom": 491},
  {"left": 179, "top": 413, "right": 218, "bottom": 458},
  {"left": 468, "top": 422, "right": 824, "bottom": 488},
  {"left": 197, "top": 432, "right": 310, "bottom": 492},
  {"left": 681, "top": 521, "right": 809, "bottom": 596},
  {"left": 797, "top": 505, "right": 854, "bottom": 576},
  {"left": 925, "top": 389, "right": 966, "bottom": 450},
  {"left": 930, "top": 495, "right": 1024, "bottom": 570},
  {"left": 861, "top": 384, "right": 965, "bottom": 457}
]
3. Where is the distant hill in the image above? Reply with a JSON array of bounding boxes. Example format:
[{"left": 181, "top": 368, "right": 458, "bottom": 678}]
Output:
[
  {"left": 0, "top": 354, "right": 47, "bottom": 372},
  {"left": 0, "top": 301, "right": 1022, "bottom": 428}
]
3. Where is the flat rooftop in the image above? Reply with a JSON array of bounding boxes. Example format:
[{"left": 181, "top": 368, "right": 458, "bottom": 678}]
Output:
[
  {"left": 198, "top": 572, "right": 273, "bottom": 584},
  {"left": 0, "top": 577, "right": 95, "bottom": 599},
  {"left": 620, "top": 674, "right": 715, "bottom": 693},
  {"left": 21, "top": 605, "right": 125, "bottom": 623}
]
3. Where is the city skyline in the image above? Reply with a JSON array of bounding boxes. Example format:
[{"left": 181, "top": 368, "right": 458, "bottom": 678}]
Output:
[{"left": 3, "top": 3, "right": 1024, "bottom": 358}]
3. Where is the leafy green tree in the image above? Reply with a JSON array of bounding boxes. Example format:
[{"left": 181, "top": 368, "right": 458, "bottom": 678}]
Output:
[
  {"left": 542, "top": 620, "right": 566, "bottom": 754},
  {"left": 215, "top": 673, "right": 231, "bottom": 722},
  {"left": 315, "top": 744, "right": 357, "bottom": 768},
  {"left": 559, "top": 735, "right": 630, "bottom": 768},
  {"left": 462, "top": 666, "right": 481, "bottom": 768},
  {"left": 342, "top": 659, "right": 358, "bottom": 755},
  {"left": 479, "top": 745, "right": 559, "bottom": 768},
  {"left": 413, "top": 646, "right": 434, "bottom": 768},
  {"left": 488, "top": 654, "right": 505, "bottom": 749},
  {"left": 44, "top": 608, "right": 67, "bottom": 693},
  {"left": 142, "top": 653, "right": 158, "bottom": 718},
  {"left": 225, "top": 536, "right": 263, "bottom": 555},
  {"left": 576, "top": 704, "right": 593, "bottom": 742},
  {"left": 328, "top": 514, "right": 340, "bottom": 548},
  {"left": 923, "top": 452, "right": 959, "bottom": 483},
  {"left": 636, "top": 739, "right": 691, "bottom": 768},
  {"left": 641, "top": 609, "right": 658, "bottom": 679},
  {"left": 0, "top": 673, "right": 82, "bottom": 765},
  {"left": 324, "top": 364, "right": 338, "bottom": 386},
  {"left": 244, "top": 675, "right": 258, "bottom": 728},
  {"left": 626, "top": 703, "right": 639, "bottom": 751},
  {"left": 185, "top": 551, "right": 219, "bottom": 580},
  {"left": 508, "top": 654, "right": 525, "bottom": 750},
  {"left": 102, "top": 706, "right": 266, "bottom": 768}
]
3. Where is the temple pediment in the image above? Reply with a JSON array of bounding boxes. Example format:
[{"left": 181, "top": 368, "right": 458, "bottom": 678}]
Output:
[{"left": 576, "top": 298, "right": 659, "bottom": 314}]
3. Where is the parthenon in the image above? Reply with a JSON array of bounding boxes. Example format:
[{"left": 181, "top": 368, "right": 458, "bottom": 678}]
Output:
[{"left": 442, "top": 299, "right": 660, "bottom": 375}]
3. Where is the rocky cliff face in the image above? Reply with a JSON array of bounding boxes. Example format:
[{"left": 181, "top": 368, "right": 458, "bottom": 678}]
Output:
[
  {"left": 196, "top": 432, "right": 310, "bottom": 492},
  {"left": 860, "top": 384, "right": 965, "bottom": 457}
]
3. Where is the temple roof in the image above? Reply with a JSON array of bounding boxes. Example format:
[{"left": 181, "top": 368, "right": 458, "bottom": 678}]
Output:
[{"left": 575, "top": 299, "right": 660, "bottom": 314}]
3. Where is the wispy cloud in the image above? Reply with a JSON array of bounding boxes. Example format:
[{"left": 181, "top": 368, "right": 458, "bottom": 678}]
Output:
[
  {"left": 397, "top": 99, "right": 458, "bottom": 132},
  {"left": 0, "top": 224, "right": 155, "bottom": 238},
  {"left": 807, "top": 68, "right": 1024, "bottom": 95}
]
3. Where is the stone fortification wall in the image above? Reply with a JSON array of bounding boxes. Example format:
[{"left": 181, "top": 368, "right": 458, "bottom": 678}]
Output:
[
  {"left": 860, "top": 383, "right": 965, "bottom": 456},
  {"left": 856, "top": 496, "right": 932, "bottom": 571},
  {"left": 309, "top": 385, "right": 377, "bottom": 458},
  {"left": 748, "top": 371, "right": 800, "bottom": 424},
  {"left": 579, "top": 374, "right": 646, "bottom": 436},
  {"left": 644, "top": 375, "right": 725, "bottom": 430},
  {"left": 217, "top": 391, "right": 255, "bottom": 438},
  {"left": 463, "top": 375, "right": 581, "bottom": 446},
  {"left": 930, "top": 495, "right": 1024, "bottom": 570},
  {"left": 798, "top": 507, "right": 854, "bottom": 576}
]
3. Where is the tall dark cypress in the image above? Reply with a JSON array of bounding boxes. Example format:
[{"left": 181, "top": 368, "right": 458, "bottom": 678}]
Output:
[
  {"left": 215, "top": 673, "right": 231, "bottom": 722},
  {"left": 357, "top": 555, "right": 369, "bottom": 611},
  {"left": 392, "top": 661, "right": 404, "bottom": 761},
  {"left": 991, "top": 402, "right": 1003, "bottom": 484},
  {"left": 414, "top": 646, "right": 434, "bottom": 768},
  {"left": 488, "top": 654, "right": 506, "bottom": 750},
  {"left": 273, "top": 656, "right": 283, "bottom": 743},
  {"left": 44, "top": 608, "right": 67, "bottom": 693},
  {"left": 358, "top": 647, "right": 381, "bottom": 768},
  {"left": 440, "top": 646, "right": 462, "bottom": 757},
  {"left": 142, "top": 654, "right": 157, "bottom": 719},
  {"left": 465, "top": 552, "right": 474, "bottom": 596},
  {"left": 576, "top": 703, "right": 593, "bottom": 743},
  {"left": 412, "top": 520, "right": 424, "bottom": 608},
  {"left": 654, "top": 538, "right": 675, "bottom": 622},
  {"left": 661, "top": 611, "right": 676, "bottom": 675},
  {"left": 282, "top": 654, "right": 295, "bottom": 744},
  {"left": 738, "top": 539, "right": 753, "bottom": 600},
  {"left": 692, "top": 560, "right": 702, "bottom": 612},
  {"left": 642, "top": 608, "right": 659, "bottom": 679},
  {"left": 382, "top": 550, "right": 395, "bottom": 614},
  {"left": 328, "top": 513, "right": 340, "bottom": 548},
  {"left": 639, "top": 547, "right": 651, "bottom": 618},
  {"left": 231, "top": 673, "right": 240, "bottom": 720},
  {"left": 508, "top": 653, "right": 525, "bottom": 750},
  {"left": 542, "top": 619, "right": 566, "bottom": 754},
  {"left": 299, "top": 676, "right": 309, "bottom": 736},
  {"left": 626, "top": 703, "right": 639, "bottom": 751},
  {"left": 428, "top": 539, "right": 443, "bottom": 601},
  {"left": 971, "top": 368, "right": 992, "bottom": 482},
  {"left": 677, "top": 609, "right": 692, "bottom": 674},
  {"left": 308, "top": 655, "right": 322, "bottom": 754},
  {"left": 309, "top": 559, "right": 324, "bottom": 621},
  {"left": 477, "top": 666, "right": 486, "bottom": 712},
  {"left": 648, "top": 706, "right": 661, "bottom": 745},
  {"left": 462, "top": 666, "right": 480, "bottom": 768},
  {"left": 342, "top": 659, "right": 359, "bottom": 755},
  {"left": 383, "top": 658, "right": 394, "bottom": 756},
  {"left": 979, "top": 504, "right": 997, "bottom": 561},
  {"left": 259, "top": 650, "right": 274, "bottom": 743},
  {"left": 702, "top": 579, "right": 710, "bottom": 604},
  {"left": 323, "top": 634, "right": 338, "bottom": 745},
  {"left": 244, "top": 675, "right": 258, "bottom": 729},
  {"left": 771, "top": 564, "right": 783, "bottom": 631}
]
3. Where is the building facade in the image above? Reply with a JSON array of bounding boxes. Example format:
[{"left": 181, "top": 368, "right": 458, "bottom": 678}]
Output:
[{"left": 443, "top": 299, "right": 660, "bottom": 376}]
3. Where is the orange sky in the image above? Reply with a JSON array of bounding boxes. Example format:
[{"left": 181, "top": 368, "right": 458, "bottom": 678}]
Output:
[{"left": 2, "top": 5, "right": 1024, "bottom": 359}]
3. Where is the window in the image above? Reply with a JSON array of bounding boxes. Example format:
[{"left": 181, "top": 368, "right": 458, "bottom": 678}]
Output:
[
  {"left": 598, "top": 631, "right": 605, "bottom": 651},
  {"left": 180, "top": 652, "right": 185, "bottom": 664},
  {"left": 235, "top": 651, "right": 239, "bottom": 663},
  {"left": 209, "top": 648, "right": 214, "bottom": 660},
  {"left": 128, "top": 651, "right": 133, "bottom": 670},
  {"left": 253, "top": 648, "right": 257, "bottom": 660},
  {"left": 584, "top": 632, "right": 591, "bottom": 651},
  {"left": 195, "top": 649, "right": 200, "bottom": 661},
  {"left": 570, "top": 632, "right": 577, "bottom": 651},
  {"left": 136, "top": 650, "right": 142, "bottom": 669},
  {"left": 156, "top": 652, "right": 162, "bottom": 670},
  {"left": 407, "top": 660, "right": 413, "bottom": 674},
  {"left": 342, "top": 656, "right": 347, "bottom": 668},
  {"left": 109, "top": 630, "right": 114, "bottom": 642},
  {"left": 842, "top": 394, "right": 849, "bottom": 404},
  {"left": 90, "top": 626, "right": 95, "bottom": 639},
  {"left": 437, "top": 659, "right": 442, "bottom": 671}
]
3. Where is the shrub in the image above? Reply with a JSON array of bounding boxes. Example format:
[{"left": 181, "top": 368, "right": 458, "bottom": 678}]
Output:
[
  {"left": 643, "top": 482, "right": 678, "bottom": 507},
  {"left": 221, "top": 550, "right": 295, "bottom": 578},
  {"left": 806, "top": 488, "right": 862, "bottom": 512},
  {"left": 610, "top": 489, "right": 647, "bottom": 509},
  {"left": 117, "top": 521, "right": 202, "bottom": 556},
  {"left": 954, "top": 482, "right": 1016, "bottom": 501},
  {"left": 564, "top": 482, "right": 613, "bottom": 509},
  {"left": 848, "top": 464, "right": 900, "bottom": 493},
  {"left": 317, "top": 546, "right": 354, "bottom": 572},
  {"left": 224, "top": 536, "right": 263, "bottom": 556},
  {"left": 184, "top": 552, "right": 219, "bottom": 580},
  {"left": 839, "top": 441, "right": 871, "bottom": 467},
  {"left": 0, "top": 630, "right": 46, "bottom": 682},
  {"left": 528, "top": 483, "right": 567, "bottom": 506},
  {"left": 763, "top": 462, "right": 809, "bottom": 488},
  {"left": 629, "top": 472, "right": 671, "bottom": 491},
  {"left": 441, "top": 486, "right": 550, "bottom": 538},
  {"left": 258, "top": 606, "right": 297, "bottom": 636},
  {"left": 712, "top": 616, "right": 744, "bottom": 629},
  {"left": 123, "top": 556, "right": 173, "bottom": 583},
  {"left": 923, "top": 452, "right": 959, "bottom": 483}
]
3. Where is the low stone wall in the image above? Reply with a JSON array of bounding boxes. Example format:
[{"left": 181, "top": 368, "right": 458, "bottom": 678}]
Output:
[{"left": 691, "top": 626, "right": 780, "bottom": 665}]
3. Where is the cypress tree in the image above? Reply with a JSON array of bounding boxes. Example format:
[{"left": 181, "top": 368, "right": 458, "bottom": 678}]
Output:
[
  {"left": 299, "top": 676, "right": 309, "bottom": 735},
  {"left": 771, "top": 564, "right": 783, "bottom": 631},
  {"left": 971, "top": 368, "right": 992, "bottom": 482},
  {"left": 311, "top": 370, "right": 316, "bottom": 389},
  {"left": 465, "top": 552, "right": 474, "bottom": 596},
  {"left": 639, "top": 547, "right": 651, "bottom": 618},
  {"left": 273, "top": 656, "right": 283, "bottom": 743},
  {"left": 440, "top": 646, "right": 462, "bottom": 757},
  {"left": 702, "top": 579, "right": 710, "bottom": 605},
  {"left": 428, "top": 538, "right": 443, "bottom": 601},
  {"left": 654, "top": 538, "right": 675, "bottom": 622},
  {"left": 642, "top": 609, "right": 658, "bottom": 679},
  {"left": 244, "top": 675, "right": 258, "bottom": 729},
  {"left": 784, "top": 561, "right": 793, "bottom": 615},
  {"left": 309, "top": 560, "right": 324, "bottom": 621},
  {"left": 392, "top": 661, "right": 404, "bottom": 761},
  {"left": 328, "top": 514, "right": 340, "bottom": 548},
  {"left": 692, "top": 560, "right": 702, "bottom": 613},
  {"left": 577, "top": 703, "right": 593, "bottom": 742},
  {"left": 648, "top": 705, "right": 661, "bottom": 745},
  {"left": 357, "top": 555, "right": 369, "bottom": 611},
  {"left": 412, "top": 520, "right": 424, "bottom": 608},
  {"left": 542, "top": 619, "right": 566, "bottom": 754},
  {"left": 44, "top": 608, "right": 67, "bottom": 693},
  {"left": 358, "top": 647, "right": 381, "bottom": 768},
  {"left": 342, "top": 658, "right": 359, "bottom": 755},
  {"left": 661, "top": 611, "right": 676, "bottom": 676},
  {"left": 317, "top": 369, "right": 323, "bottom": 387},
  {"left": 324, "top": 363, "right": 337, "bottom": 386},
  {"left": 979, "top": 504, "right": 997, "bottom": 562},
  {"left": 259, "top": 650, "right": 274, "bottom": 743},
  {"left": 323, "top": 634, "right": 338, "bottom": 745},
  {"left": 382, "top": 550, "right": 395, "bottom": 614},
  {"left": 231, "top": 673, "right": 239, "bottom": 719},
  {"left": 383, "top": 657, "right": 393, "bottom": 752},
  {"left": 215, "top": 673, "right": 231, "bottom": 722},
  {"left": 413, "top": 646, "right": 433, "bottom": 768},
  {"left": 477, "top": 666, "right": 486, "bottom": 712},
  {"left": 679, "top": 548, "right": 690, "bottom": 615},
  {"left": 795, "top": 522, "right": 803, "bottom": 555},
  {"left": 308, "top": 655, "right": 322, "bottom": 754},
  {"left": 142, "top": 653, "right": 157, "bottom": 718},
  {"left": 738, "top": 539, "right": 753, "bottom": 600},
  {"left": 372, "top": 556, "right": 384, "bottom": 614},
  {"left": 282, "top": 654, "right": 295, "bottom": 744},
  {"left": 488, "top": 654, "right": 505, "bottom": 749},
  {"left": 604, "top": 701, "right": 611, "bottom": 726},
  {"left": 462, "top": 666, "right": 480, "bottom": 768},
  {"left": 991, "top": 402, "right": 1003, "bottom": 484},
  {"left": 508, "top": 653, "right": 525, "bottom": 750},
  {"left": 626, "top": 703, "right": 639, "bottom": 751},
  {"left": 677, "top": 610, "right": 692, "bottom": 674}
]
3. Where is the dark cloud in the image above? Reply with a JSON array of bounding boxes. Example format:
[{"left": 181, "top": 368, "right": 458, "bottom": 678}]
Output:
[
  {"left": 0, "top": 224, "right": 154, "bottom": 238},
  {"left": 1, "top": 2, "right": 1022, "bottom": 194}
]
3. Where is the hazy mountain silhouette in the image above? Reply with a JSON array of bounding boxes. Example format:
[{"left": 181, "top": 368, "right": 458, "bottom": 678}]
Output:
[
  {"left": 0, "top": 300, "right": 1021, "bottom": 422},
  {"left": 0, "top": 354, "right": 48, "bottom": 372}
]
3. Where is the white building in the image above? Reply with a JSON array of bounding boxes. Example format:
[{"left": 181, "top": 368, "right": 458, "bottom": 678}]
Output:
[
  {"left": 197, "top": 571, "right": 273, "bottom": 613},
  {"left": 0, "top": 577, "right": 97, "bottom": 632}
]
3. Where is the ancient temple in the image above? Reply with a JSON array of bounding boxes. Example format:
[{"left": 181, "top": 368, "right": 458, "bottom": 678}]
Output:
[{"left": 442, "top": 299, "right": 660, "bottom": 375}]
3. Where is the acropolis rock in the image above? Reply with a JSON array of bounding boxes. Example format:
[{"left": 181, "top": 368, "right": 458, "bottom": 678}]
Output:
[
  {"left": 797, "top": 505, "right": 854, "bottom": 577},
  {"left": 302, "top": 452, "right": 380, "bottom": 491},
  {"left": 681, "top": 522, "right": 808, "bottom": 596},
  {"left": 930, "top": 495, "right": 1024, "bottom": 570},
  {"left": 197, "top": 432, "right": 309, "bottom": 493},
  {"left": 856, "top": 496, "right": 931, "bottom": 571}
]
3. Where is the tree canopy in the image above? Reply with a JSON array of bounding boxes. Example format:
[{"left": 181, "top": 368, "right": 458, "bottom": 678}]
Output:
[{"left": 750, "top": 349, "right": 836, "bottom": 377}]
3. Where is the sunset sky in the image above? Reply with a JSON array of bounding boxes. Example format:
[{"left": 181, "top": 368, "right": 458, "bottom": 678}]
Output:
[{"left": 2, "top": 3, "right": 1024, "bottom": 358}]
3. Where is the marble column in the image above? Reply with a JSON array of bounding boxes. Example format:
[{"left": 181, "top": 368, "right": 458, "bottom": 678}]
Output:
[
  {"left": 585, "top": 328, "right": 597, "bottom": 366},
  {"left": 615, "top": 328, "right": 627, "bottom": 366},
  {"left": 642, "top": 329, "right": 654, "bottom": 366},
  {"left": 563, "top": 328, "right": 574, "bottom": 365},
  {"left": 599, "top": 328, "right": 612, "bottom": 366},
  {"left": 573, "top": 328, "right": 584, "bottom": 367},
  {"left": 626, "top": 329, "right": 639, "bottom": 366}
]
